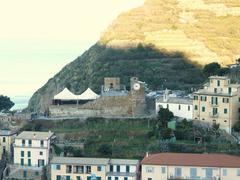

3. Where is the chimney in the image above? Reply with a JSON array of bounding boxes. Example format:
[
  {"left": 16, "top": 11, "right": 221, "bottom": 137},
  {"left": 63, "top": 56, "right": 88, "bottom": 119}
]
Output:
[{"left": 146, "top": 152, "right": 149, "bottom": 157}]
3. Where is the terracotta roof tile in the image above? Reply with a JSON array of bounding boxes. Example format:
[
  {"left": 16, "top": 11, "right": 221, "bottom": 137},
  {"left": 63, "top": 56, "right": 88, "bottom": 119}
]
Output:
[{"left": 141, "top": 153, "right": 240, "bottom": 168}]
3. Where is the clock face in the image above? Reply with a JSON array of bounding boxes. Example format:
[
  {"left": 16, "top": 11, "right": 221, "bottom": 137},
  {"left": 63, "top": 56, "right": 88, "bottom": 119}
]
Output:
[{"left": 133, "top": 83, "right": 141, "bottom": 90}]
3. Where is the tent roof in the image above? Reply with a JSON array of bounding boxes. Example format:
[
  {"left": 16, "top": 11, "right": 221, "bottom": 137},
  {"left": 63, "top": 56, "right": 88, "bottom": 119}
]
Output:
[
  {"left": 54, "top": 88, "right": 79, "bottom": 100},
  {"left": 54, "top": 88, "right": 100, "bottom": 100},
  {"left": 78, "top": 88, "right": 100, "bottom": 100}
]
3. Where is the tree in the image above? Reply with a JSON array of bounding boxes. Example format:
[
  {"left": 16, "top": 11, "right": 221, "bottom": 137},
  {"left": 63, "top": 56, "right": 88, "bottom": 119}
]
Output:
[
  {"left": 161, "top": 128, "right": 173, "bottom": 139},
  {"left": 203, "top": 62, "right": 221, "bottom": 77},
  {"left": 157, "top": 108, "right": 174, "bottom": 128},
  {"left": 0, "top": 95, "right": 14, "bottom": 112},
  {"left": 97, "top": 144, "right": 112, "bottom": 156}
]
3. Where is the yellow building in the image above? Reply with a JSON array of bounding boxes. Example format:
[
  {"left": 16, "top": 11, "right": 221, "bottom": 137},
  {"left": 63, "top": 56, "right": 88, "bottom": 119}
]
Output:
[
  {"left": 51, "top": 157, "right": 140, "bottom": 180},
  {"left": 141, "top": 153, "right": 240, "bottom": 180},
  {"left": 51, "top": 157, "right": 109, "bottom": 180},
  {"left": 0, "top": 130, "right": 17, "bottom": 159},
  {"left": 193, "top": 76, "right": 240, "bottom": 133}
]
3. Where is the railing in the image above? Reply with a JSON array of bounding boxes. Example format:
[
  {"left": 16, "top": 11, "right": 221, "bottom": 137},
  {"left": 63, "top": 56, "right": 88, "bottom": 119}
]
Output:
[{"left": 209, "top": 112, "right": 219, "bottom": 118}]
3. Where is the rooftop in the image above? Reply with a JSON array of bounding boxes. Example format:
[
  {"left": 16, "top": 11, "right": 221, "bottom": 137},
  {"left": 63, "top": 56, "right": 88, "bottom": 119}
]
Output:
[
  {"left": 16, "top": 131, "right": 54, "bottom": 140},
  {"left": 209, "top": 76, "right": 229, "bottom": 80},
  {"left": 156, "top": 97, "right": 192, "bottom": 105},
  {"left": 110, "top": 159, "right": 139, "bottom": 165},
  {"left": 51, "top": 157, "right": 109, "bottom": 165},
  {"left": 0, "top": 130, "right": 17, "bottom": 136},
  {"left": 142, "top": 153, "right": 240, "bottom": 168}
]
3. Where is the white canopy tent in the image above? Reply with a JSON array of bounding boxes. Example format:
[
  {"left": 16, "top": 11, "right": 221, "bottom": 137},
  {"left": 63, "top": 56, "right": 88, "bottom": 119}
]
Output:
[
  {"left": 77, "top": 88, "right": 100, "bottom": 100},
  {"left": 54, "top": 88, "right": 79, "bottom": 100},
  {"left": 54, "top": 88, "right": 100, "bottom": 101}
]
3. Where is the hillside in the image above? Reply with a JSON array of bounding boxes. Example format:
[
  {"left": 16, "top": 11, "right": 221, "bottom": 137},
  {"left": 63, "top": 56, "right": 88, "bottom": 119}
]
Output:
[{"left": 27, "top": 0, "right": 240, "bottom": 113}]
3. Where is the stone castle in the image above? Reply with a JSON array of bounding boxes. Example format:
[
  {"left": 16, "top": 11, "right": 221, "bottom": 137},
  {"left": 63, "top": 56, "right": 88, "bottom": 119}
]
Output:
[{"left": 49, "top": 77, "right": 147, "bottom": 118}]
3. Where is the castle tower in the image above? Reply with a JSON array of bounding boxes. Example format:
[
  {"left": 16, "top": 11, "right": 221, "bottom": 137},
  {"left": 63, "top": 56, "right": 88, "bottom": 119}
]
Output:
[{"left": 130, "top": 77, "right": 146, "bottom": 117}]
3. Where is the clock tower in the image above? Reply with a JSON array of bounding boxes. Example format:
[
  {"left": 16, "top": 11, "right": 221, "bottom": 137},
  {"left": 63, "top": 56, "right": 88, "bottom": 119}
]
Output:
[{"left": 130, "top": 77, "right": 146, "bottom": 117}]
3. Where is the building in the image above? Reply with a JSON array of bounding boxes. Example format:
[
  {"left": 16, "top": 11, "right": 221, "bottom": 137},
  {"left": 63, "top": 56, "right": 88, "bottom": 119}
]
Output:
[
  {"left": 51, "top": 157, "right": 109, "bottom": 180},
  {"left": 0, "top": 130, "right": 17, "bottom": 159},
  {"left": 106, "top": 159, "right": 140, "bottom": 180},
  {"left": 156, "top": 89, "right": 193, "bottom": 119},
  {"left": 51, "top": 157, "right": 140, "bottom": 180},
  {"left": 141, "top": 153, "right": 240, "bottom": 180},
  {"left": 3, "top": 131, "right": 54, "bottom": 180},
  {"left": 14, "top": 131, "right": 54, "bottom": 167},
  {"left": 193, "top": 76, "right": 240, "bottom": 133},
  {"left": 50, "top": 77, "right": 147, "bottom": 118}
]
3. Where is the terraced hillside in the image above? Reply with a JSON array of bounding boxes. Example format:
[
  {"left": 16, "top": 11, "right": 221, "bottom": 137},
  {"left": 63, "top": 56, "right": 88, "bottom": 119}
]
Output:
[{"left": 27, "top": 0, "right": 240, "bottom": 113}]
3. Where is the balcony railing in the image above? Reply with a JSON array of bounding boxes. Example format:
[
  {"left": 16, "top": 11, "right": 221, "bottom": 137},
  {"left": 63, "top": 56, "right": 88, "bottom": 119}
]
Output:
[{"left": 209, "top": 112, "right": 219, "bottom": 118}]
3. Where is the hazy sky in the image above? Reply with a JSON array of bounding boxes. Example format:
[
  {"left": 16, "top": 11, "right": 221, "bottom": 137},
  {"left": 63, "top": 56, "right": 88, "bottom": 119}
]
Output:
[{"left": 0, "top": 0, "right": 144, "bottom": 108}]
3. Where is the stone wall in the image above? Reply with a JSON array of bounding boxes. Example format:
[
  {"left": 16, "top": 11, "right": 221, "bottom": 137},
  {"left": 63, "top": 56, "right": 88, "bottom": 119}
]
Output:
[{"left": 49, "top": 95, "right": 146, "bottom": 118}]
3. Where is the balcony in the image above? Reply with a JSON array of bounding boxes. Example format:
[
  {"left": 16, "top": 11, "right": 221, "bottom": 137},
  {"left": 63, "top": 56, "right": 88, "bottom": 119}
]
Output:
[
  {"left": 209, "top": 102, "right": 218, "bottom": 107},
  {"left": 209, "top": 112, "right": 219, "bottom": 118}
]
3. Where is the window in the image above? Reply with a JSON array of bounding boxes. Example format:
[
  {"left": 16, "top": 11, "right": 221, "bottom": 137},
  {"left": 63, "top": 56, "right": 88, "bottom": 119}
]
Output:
[
  {"left": 126, "top": 165, "right": 130, "bottom": 173},
  {"left": 74, "top": 166, "right": 83, "bottom": 173},
  {"left": 200, "top": 96, "right": 207, "bottom": 101},
  {"left": 223, "top": 98, "right": 229, "bottom": 103},
  {"left": 194, "top": 96, "right": 198, "bottom": 100},
  {"left": 29, "top": 140, "right": 32, "bottom": 146},
  {"left": 56, "top": 175, "right": 61, "bottom": 180},
  {"left": 175, "top": 167, "right": 182, "bottom": 177},
  {"left": 23, "top": 171, "right": 27, "bottom": 178},
  {"left": 224, "top": 120, "right": 227, "bottom": 123},
  {"left": 224, "top": 108, "right": 228, "bottom": 114},
  {"left": 211, "top": 97, "right": 218, "bottom": 105},
  {"left": 213, "top": 108, "right": 218, "bottom": 115},
  {"left": 202, "top": 106, "right": 205, "bottom": 112},
  {"left": 28, "top": 159, "right": 31, "bottom": 166},
  {"left": 217, "top": 80, "right": 220, "bottom": 86},
  {"left": 39, "top": 151, "right": 43, "bottom": 155},
  {"left": 206, "top": 168, "right": 213, "bottom": 177},
  {"left": 214, "top": 88, "right": 217, "bottom": 93},
  {"left": 40, "top": 140, "right": 44, "bottom": 147},
  {"left": 3, "top": 137, "right": 6, "bottom": 143},
  {"left": 223, "top": 169, "right": 227, "bottom": 176},
  {"left": 66, "top": 165, "right": 72, "bottom": 173},
  {"left": 161, "top": 167, "right": 166, "bottom": 174},
  {"left": 167, "top": 104, "right": 169, "bottom": 109},
  {"left": 239, "top": 97, "right": 240, "bottom": 102},
  {"left": 117, "top": 165, "right": 120, "bottom": 172},
  {"left": 178, "top": 105, "right": 181, "bottom": 110},
  {"left": 21, "top": 158, "right": 24, "bottom": 166},
  {"left": 147, "top": 178, "right": 152, "bottom": 180},
  {"left": 56, "top": 165, "right": 61, "bottom": 170},
  {"left": 97, "top": 166, "right": 102, "bottom": 171},
  {"left": 237, "top": 169, "right": 240, "bottom": 176},
  {"left": 77, "top": 176, "right": 81, "bottom": 180},
  {"left": 228, "top": 87, "right": 232, "bottom": 94},
  {"left": 108, "top": 177, "right": 111, "bottom": 180},
  {"left": 124, "top": 177, "right": 128, "bottom": 180},
  {"left": 21, "top": 151, "right": 24, "bottom": 157},
  {"left": 146, "top": 166, "right": 154, "bottom": 173},
  {"left": 35, "top": 172, "right": 39, "bottom": 176},
  {"left": 22, "top": 139, "right": 25, "bottom": 146},
  {"left": 115, "top": 177, "right": 118, "bottom": 180},
  {"left": 66, "top": 176, "right": 70, "bottom": 180},
  {"left": 110, "top": 165, "right": 113, "bottom": 172},
  {"left": 28, "top": 151, "right": 31, "bottom": 157},
  {"left": 194, "top": 105, "right": 198, "bottom": 110},
  {"left": 86, "top": 166, "right": 91, "bottom": 174},
  {"left": 190, "top": 168, "right": 197, "bottom": 178},
  {"left": 188, "top": 106, "right": 190, "bottom": 111}
]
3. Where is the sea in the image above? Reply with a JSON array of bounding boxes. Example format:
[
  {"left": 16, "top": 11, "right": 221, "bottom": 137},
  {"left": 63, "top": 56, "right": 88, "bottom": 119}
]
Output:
[{"left": 11, "top": 95, "right": 31, "bottom": 110}]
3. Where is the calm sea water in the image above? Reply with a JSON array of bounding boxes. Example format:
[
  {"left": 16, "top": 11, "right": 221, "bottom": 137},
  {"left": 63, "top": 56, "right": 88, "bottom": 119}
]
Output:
[{"left": 11, "top": 95, "right": 30, "bottom": 110}]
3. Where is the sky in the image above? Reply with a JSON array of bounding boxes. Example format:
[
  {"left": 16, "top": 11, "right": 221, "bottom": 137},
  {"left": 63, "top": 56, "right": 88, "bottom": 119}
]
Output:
[{"left": 0, "top": 0, "right": 144, "bottom": 109}]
